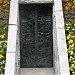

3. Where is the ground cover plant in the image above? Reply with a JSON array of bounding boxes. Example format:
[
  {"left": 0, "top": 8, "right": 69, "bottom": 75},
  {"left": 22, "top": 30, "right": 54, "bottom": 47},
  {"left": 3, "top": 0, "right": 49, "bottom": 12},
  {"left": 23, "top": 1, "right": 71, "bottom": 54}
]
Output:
[
  {"left": 0, "top": 0, "right": 10, "bottom": 75},
  {"left": 63, "top": 0, "right": 75, "bottom": 75}
]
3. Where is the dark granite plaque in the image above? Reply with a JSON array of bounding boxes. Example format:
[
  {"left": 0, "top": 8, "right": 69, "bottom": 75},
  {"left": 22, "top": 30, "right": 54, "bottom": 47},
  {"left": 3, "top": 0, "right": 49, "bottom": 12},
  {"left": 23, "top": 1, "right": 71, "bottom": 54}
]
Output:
[{"left": 19, "top": 4, "right": 53, "bottom": 68}]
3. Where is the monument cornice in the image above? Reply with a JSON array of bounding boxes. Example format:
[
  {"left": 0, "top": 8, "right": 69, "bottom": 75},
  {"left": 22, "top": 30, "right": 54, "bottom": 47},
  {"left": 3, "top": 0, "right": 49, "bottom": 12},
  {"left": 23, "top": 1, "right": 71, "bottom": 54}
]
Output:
[{"left": 19, "top": 0, "right": 54, "bottom": 3}]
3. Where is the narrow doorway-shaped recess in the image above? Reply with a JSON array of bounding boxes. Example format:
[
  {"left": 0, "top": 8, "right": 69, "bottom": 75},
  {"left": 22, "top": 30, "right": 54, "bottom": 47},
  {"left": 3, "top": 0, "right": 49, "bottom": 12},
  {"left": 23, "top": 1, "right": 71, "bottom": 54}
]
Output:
[{"left": 19, "top": 4, "right": 53, "bottom": 68}]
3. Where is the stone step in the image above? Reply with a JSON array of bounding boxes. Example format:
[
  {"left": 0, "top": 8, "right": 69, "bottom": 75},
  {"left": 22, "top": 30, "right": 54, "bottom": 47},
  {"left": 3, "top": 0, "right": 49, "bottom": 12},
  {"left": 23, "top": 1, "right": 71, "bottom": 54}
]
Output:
[{"left": 20, "top": 68, "right": 55, "bottom": 75}]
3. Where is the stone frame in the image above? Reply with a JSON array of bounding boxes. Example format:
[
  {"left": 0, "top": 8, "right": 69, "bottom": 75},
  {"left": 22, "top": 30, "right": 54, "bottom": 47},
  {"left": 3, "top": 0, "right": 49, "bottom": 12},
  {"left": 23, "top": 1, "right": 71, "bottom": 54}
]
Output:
[
  {"left": 19, "top": 0, "right": 53, "bottom": 4},
  {"left": 5, "top": 0, "right": 70, "bottom": 75},
  {"left": 53, "top": 0, "right": 70, "bottom": 75}
]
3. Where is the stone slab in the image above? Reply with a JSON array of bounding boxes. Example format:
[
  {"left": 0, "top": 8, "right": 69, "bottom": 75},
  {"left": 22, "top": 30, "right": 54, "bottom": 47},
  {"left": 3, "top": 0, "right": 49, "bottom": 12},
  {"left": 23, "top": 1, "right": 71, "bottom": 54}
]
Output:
[
  {"left": 16, "top": 27, "right": 20, "bottom": 59},
  {"left": 19, "top": 0, "right": 53, "bottom": 3},
  {"left": 5, "top": 53, "right": 16, "bottom": 75},
  {"left": 57, "top": 29, "right": 70, "bottom": 75},
  {"left": 53, "top": 28, "right": 60, "bottom": 75},
  {"left": 54, "top": 10, "right": 64, "bottom": 29},
  {"left": 54, "top": 0, "right": 63, "bottom": 11},
  {"left": 20, "top": 68, "right": 54, "bottom": 75},
  {"left": 9, "top": 1, "right": 18, "bottom": 24},
  {"left": 11, "top": 0, "right": 18, "bottom": 3},
  {"left": 15, "top": 52, "right": 20, "bottom": 75},
  {"left": 7, "top": 25, "right": 17, "bottom": 53},
  {"left": 53, "top": 28, "right": 70, "bottom": 75}
]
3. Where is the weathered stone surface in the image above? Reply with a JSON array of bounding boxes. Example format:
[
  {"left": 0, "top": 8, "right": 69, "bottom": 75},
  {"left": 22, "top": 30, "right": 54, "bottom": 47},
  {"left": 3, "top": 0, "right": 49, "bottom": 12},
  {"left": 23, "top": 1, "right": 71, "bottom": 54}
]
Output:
[
  {"left": 54, "top": 11, "right": 65, "bottom": 29},
  {"left": 5, "top": 53, "right": 16, "bottom": 75},
  {"left": 7, "top": 25, "right": 17, "bottom": 53},
  {"left": 5, "top": 1, "right": 20, "bottom": 75},
  {"left": 20, "top": 68, "right": 54, "bottom": 75},
  {"left": 53, "top": 1, "right": 70, "bottom": 74},
  {"left": 19, "top": 0, "right": 53, "bottom": 3},
  {"left": 53, "top": 28, "right": 70, "bottom": 75},
  {"left": 54, "top": 0, "right": 62, "bottom": 11},
  {"left": 57, "top": 29, "right": 70, "bottom": 75},
  {"left": 53, "top": 28, "right": 60, "bottom": 75},
  {"left": 11, "top": 0, "right": 18, "bottom": 3},
  {"left": 9, "top": 1, "right": 18, "bottom": 24},
  {"left": 15, "top": 11, "right": 20, "bottom": 75}
]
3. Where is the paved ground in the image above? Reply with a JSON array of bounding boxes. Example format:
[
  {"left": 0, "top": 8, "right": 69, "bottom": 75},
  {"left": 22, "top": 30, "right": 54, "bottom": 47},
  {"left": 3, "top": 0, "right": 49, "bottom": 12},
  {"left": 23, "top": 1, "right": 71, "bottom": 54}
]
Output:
[{"left": 20, "top": 68, "right": 55, "bottom": 75}]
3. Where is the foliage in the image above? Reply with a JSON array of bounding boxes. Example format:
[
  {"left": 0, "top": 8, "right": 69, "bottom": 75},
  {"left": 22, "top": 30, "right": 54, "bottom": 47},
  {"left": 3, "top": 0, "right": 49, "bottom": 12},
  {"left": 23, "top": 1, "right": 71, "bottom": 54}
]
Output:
[
  {"left": 0, "top": 42, "right": 7, "bottom": 75},
  {"left": 0, "top": 0, "right": 10, "bottom": 74},
  {"left": 63, "top": 0, "right": 75, "bottom": 75}
]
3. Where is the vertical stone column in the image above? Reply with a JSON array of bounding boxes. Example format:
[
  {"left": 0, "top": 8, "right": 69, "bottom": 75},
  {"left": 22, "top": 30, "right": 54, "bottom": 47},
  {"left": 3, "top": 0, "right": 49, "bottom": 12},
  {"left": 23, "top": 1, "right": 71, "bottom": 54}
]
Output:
[
  {"left": 53, "top": 0, "right": 70, "bottom": 75},
  {"left": 5, "top": 0, "right": 20, "bottom": 75}
]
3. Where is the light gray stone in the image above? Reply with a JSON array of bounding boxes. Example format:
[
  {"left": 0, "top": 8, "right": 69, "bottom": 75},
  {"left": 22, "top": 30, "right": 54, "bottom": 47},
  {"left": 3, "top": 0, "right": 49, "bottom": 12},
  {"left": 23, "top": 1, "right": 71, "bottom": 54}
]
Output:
[
  {"left": 9, "top": 1, "right": 18, "bottom": 24},
  {"left": 7, "top": 25, "right": 17, "bottom": 53},
  {"left": 53, "top": 28, "right": 59, "bottom": 75},
  {"left": 5, "top": 2, "right": 20, "bottom": 75},
  {"left": 53, "top": 0, "right": 70, "bottom": 74},
  {"left": 15, "top": 52, "right": 20, "bottom": 75},
  {"left": 19, "top": 0, "right": 53, "bottom": 3},
  {"left": 54, "top": 0, "right": 63, "bottom": 11},
  {"left": 20, "top": 68, "right": 54, "bottom": 75},
  {"left": 16, "top": 9, "right": 20, "bottom": 60},
  {"left": 54, "top": 11, "right": 64, "bottom": 29},
  {"left": 5, "top": 52, "right": 20, "bottom": 75},
  {"left": 53, "top": 28, "right": 70, "bottom": 75},
  {"left": 53, "top": 12, "right": 56, "bottom": 29},
  {"left": 15, "top": 10, "right": 20, "bottom": 75},
  {"left": 11, "top": 0, "right": 18, "bottom": 3},
  {"left": 57, "top": 29, "right": 70, "bottom": 75},
  {"left": 5, "top": 53, "right": 16, "bottom": 75}
]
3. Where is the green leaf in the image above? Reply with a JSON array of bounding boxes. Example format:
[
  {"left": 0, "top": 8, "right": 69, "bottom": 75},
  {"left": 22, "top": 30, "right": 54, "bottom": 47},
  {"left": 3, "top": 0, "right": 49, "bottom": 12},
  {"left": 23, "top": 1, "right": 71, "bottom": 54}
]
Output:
[
  {"left": 64, "top": 11, "right": 69, "bottom": 15},
  {"left": 0, "top": 20, "right": 6, "bottom": 27},
  {"left": 0, "top": 28, "right": 6, "bottom": 34}
]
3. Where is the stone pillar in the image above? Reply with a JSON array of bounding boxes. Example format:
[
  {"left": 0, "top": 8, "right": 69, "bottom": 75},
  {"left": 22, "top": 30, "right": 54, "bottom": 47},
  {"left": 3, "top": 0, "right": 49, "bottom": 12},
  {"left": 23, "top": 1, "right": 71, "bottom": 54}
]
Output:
[
  {"left": 5, "top": 0, "right": 20, "bottom": 75},
  {"left": 53, "top": 0, "right": 70, "bottom": 75}
]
